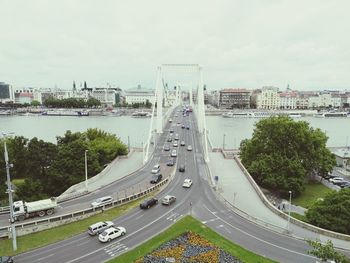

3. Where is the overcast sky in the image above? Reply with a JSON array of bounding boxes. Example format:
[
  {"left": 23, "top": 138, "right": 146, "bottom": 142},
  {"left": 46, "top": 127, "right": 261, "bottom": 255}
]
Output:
[{"left": 1, "top": 0, "right": 350, "bottom": 91}]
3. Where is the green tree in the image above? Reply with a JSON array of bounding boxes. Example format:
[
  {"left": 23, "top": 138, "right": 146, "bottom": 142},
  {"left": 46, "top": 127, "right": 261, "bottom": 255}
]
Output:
[
  {"left": 15, "top": 178, "right": 47, "bottom": 201},
  {"left": 31, "top": 100, "right": 41, "bottom": 106},
  {"left": 240, "top": 116, "right": 335, "bottom": 196},
  {"left": 0, "top": 140, "right": 7, "bottom": 202},
  {"left": 307, "top": 239, "right": 350, "bottom": 263},
  {"left": 7, "top": 136, "right": 28, "bottom": 179},
  {"left": 87, "top": 98, "right": 101, "bottom": 107},
  {"left": 145, "top": 99, "right": 152, "bottom": 108},
  {"left": 305, "top": 189, "right": 350, "bottom": 234}
]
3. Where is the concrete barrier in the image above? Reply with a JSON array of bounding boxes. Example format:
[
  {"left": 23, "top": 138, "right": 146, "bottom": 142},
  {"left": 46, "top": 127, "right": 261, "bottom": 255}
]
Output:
[
  {"left": 234, "top": 156, "right": 350, "bottom": 241},
  {"left": 0, "top": 178, "right": 169, "bottom": 238}
]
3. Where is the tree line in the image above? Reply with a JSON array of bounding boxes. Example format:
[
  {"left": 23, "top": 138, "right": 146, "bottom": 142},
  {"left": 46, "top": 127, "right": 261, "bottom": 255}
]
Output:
[
  {"left": 240, "top": 116, "right": 350, "bottom": 235},
  {"left": 43, "top": 97, "right": 101, "bottom": 108},
  {"left": 0, "top": 129, "right": 127, "bottom": 203}
]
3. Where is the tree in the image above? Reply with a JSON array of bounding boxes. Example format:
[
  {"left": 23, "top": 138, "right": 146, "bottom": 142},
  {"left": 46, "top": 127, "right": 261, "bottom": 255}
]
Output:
[
  {"left": 305, "top": 189, "right": 350, "bottom": 234},
  {"left": 240, "top": 116, "right": 336, "bottom": 196},
  {"left": 7, "top": 136, "right": 28, "bottom": 179},
  {"left": 145, "top": 99, "right": 152, "bottom": 108},
  {"left": 307, "top": 239, "right": 350, "bottom": 263},
  {"left": 87, "top": 98, "right": 101, "bottom": 107},
  {"left": 31, "top": 100, "right": 41, "bottom": 106}
]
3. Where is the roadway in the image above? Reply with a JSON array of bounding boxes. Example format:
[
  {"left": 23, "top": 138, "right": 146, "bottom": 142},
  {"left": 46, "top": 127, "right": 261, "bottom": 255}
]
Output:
[{"left": 13, "top": 107, "right": 349, "bottom": 263}]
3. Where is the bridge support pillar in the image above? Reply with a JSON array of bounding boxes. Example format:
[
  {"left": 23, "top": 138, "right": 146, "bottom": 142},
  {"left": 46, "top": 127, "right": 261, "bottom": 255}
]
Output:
[{"left": 156, "top": 66, "right": 163, "bottom": 134}]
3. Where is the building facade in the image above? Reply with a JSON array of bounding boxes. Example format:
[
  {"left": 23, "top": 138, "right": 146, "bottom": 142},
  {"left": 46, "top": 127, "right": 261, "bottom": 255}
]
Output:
[
  {"left": 256, "top": 86, "right": 279, "bottom": 109},
  {"left": 0, "top": 82, "right": 14, "bottom": 103},
  {"left": 219, "top": 88, "right": 251, "bottom": 109},
  {"left": 124, "top": 85, "right": 154, "bottom": 105}
]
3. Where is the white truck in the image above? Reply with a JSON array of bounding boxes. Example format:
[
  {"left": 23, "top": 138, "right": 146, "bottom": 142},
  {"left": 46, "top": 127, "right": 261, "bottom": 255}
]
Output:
[{"left": 13, "top": 197, "right": 58, "bottom": 221}]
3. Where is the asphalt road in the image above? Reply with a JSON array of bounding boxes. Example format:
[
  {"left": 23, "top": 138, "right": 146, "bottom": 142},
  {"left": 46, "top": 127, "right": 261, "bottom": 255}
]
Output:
[{"left": 12, "top": 107, "right": 349, "bottom": 263}]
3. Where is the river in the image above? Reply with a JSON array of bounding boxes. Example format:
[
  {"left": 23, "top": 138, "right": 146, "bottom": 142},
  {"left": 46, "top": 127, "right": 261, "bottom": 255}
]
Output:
[{"left": 0, "top": 115, "right": 349, "bottom": 148}]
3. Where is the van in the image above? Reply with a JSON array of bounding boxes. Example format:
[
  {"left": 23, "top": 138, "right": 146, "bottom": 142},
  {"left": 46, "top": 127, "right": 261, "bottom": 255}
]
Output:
[
  {"left": 88, "top": 221, "right": 114, "bottom": 235},
  {"left": 90, "top": 196, "right": 114, "bottom": 208}
]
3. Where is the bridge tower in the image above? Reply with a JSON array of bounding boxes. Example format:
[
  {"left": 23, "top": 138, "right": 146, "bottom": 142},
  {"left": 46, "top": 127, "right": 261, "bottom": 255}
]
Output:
[{"left": 143, "top": 64, "right": 209, "bottom": 164}]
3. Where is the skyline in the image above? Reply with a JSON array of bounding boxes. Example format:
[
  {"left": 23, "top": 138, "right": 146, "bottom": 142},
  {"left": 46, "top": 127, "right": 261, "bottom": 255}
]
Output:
[{"left": 1, "top": 0, "right": 350, "bottom": 91}]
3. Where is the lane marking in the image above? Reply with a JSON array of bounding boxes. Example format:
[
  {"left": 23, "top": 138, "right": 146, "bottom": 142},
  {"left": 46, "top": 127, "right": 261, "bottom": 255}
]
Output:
[
  {"left": 37, "top": 253, "right": 55, "bottom": 261},
  {"left": 203, "top": 204, "right": 315, "bottom": 259}
]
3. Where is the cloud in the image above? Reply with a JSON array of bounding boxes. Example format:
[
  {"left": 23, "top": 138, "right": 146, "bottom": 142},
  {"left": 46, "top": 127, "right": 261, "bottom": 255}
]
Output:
[{"left": 0, "top": 0, "right": 350, "bottom": 91}]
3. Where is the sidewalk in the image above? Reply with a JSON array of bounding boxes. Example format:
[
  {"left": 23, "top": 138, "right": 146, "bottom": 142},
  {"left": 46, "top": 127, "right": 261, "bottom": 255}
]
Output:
[
  {"left": 59, "top": 150, "right": 143, "bottom": 198},
  {"left": 208, "top": 152, "right": 350, "bottom": 250}
]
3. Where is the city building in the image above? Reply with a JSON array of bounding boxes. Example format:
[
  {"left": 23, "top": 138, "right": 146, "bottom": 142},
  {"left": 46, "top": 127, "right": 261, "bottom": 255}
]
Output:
[
  {"left": 219, "top": 88, "right": 251, "bottom": 109},
  {"left": 0, "top": 82, "right": 14, "bottom": 103},
  {"left": 279, "top": 90, "right": 298, "bottom": 109},
  {"left": 124, "top": 85, "right": 154, "bottom": 105},
  {"left": 256, "top": 86, "right": 279, "bottom": 109}
]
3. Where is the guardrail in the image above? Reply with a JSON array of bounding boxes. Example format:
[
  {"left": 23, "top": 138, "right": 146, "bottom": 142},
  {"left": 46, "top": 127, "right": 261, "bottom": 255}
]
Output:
[
  {"left": 0, "top": 206, "right": 10, "bottom": 215},
  {"left": 0, "top": 178, "right": 169, "bottom": 238}
]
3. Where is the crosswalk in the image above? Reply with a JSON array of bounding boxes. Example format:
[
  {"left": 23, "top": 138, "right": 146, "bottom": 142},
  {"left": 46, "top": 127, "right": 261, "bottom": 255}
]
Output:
[
  {"left": 104, "top": 242, "right": 128, "bottom": 257},
  {"left": 166, "top": 212, "right": 183, "bottom": 222}
]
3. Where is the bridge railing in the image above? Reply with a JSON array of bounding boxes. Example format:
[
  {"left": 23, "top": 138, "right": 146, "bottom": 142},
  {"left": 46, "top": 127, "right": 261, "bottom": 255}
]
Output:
[
  {"left": 0, "top": 178, "right": 169, "bottom": 238},
  {"left": 0, "top": 206, "right": 10, "bottom": 215}
]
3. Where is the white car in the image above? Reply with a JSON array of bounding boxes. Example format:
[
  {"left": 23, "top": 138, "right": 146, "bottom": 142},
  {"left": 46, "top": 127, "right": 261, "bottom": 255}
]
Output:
[
  {"left": 171, "top": 149, "right": 177, "bottom": 157},
  {"left": 98, "top": 226, "right": 126, "bottom": 242},
  {"left": 182, "top": 179, "right": 193, "bottom": 188},
  {"left": 91, "top": 196, "right": 114, "bottom": 208},
  {"left": 162, "top": 195, "right": 176, "bottom": 205},
  {"left": 180, "top": 141, "right": 185, "bottom": 146},
  {"left": 173, "top": 141, "right": 178, "bottom": 147},
  {"left": 187, "top": 145, "right": 193, "bottom": 151},
  {"left": 152, "top": 164, "right": 161, "bottom": 174},
  {"left": 329, "top": 177, "right": 344, "bottom": 184}
]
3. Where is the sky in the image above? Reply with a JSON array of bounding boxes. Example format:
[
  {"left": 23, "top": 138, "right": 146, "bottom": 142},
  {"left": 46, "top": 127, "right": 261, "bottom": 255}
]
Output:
[{"left": 1, "top": 0, "right": 350, "bottom": 91}]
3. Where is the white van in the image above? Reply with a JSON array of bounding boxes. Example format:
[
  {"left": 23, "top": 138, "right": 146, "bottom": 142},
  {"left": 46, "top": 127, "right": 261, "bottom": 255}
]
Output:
[
  {"left": 88, "top": 221, "right": 114, "bottom": 235},
  {"left": 171, "top": 149, "right": 177, "bottom": 157},
  {"left": 90, "top": 196, "right": 114, "bottom": 208}
]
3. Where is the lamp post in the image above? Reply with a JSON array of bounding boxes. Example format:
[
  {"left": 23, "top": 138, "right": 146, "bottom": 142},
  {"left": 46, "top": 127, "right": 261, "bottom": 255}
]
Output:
[
  {"left": 2, "top": 132, "right": 17, "bottom": 251},
  {"left": 84, "top": 150, "right": 88, "bottom": 191},
  {"left": 287, "top": 190, "right": 292, "bottom": 232},
  {"left": 223, "top": 133, "right": 226, "bottom": 150}
]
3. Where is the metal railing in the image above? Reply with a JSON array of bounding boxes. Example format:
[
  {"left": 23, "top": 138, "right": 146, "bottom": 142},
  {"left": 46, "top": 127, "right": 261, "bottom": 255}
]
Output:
[
  {"left": 0, "top": 206, "right": 10, "bottom": 214},
  {"left": 0, "top": 178, "right": 169, "bottom": 238}
]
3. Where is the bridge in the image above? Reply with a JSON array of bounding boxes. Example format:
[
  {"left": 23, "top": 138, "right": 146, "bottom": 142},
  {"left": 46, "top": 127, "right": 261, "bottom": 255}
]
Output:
[{"left": 1, "top": 64, "right": 350, "bottom": 262}]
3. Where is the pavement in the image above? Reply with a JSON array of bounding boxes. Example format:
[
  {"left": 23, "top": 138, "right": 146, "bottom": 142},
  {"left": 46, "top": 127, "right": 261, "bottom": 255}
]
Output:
[
  {"left": 59, "top": 150, "right": 144, "bottom": 198},
  {"left": 207, "top": 151, "right": 350, "bottom": 250}
]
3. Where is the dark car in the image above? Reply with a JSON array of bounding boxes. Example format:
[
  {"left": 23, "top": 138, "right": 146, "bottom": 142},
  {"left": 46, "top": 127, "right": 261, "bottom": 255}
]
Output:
[
  {"left": 166, "top": 159, "right": 175, "bottom": 166},
  {"left": 0, "top": 256, "right": 13, "bottom": 263},
  {"left": 150, "top": 173, "right": 162, "bottom": 184},
  {"left": 186, "top": 125, "right": 190, "bottom": 130},
  {"left": 179, "top": 164, "right": 185, "bottom": 172},
  {"left": 338, "top": 181, "right": 350, "bottom": 188},
  {"left": 169, "top": 129, "right": 174, "bottom": 133},
  {"left": 181, "top": 124, "right": 185, "bottom": 129},
  {"left": 140, "top": 198, "right": 158, "bottom": 209},
  {"left": 163, "top": 144, "right": 170, "bottom": 151},
  {"left": 167, "top": 137, "right": 172, "bottom": 142}
]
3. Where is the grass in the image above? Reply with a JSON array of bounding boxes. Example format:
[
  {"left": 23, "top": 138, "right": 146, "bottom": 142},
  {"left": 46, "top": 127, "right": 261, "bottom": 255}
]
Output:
[
  {"left": 292, "top": 181, "right": 333, "bottom": 208},
  {"left": 109, "top": 216, "right": 277, "bottom": 263},
  {"left": 12, "top": 179, "right": 25, "bottom": 186},
  {"left": 290, "top": 212, "right": 308, "bottom": 223},
  {"left": 0, "top": 198, "right": 146, "bottom": 256}
]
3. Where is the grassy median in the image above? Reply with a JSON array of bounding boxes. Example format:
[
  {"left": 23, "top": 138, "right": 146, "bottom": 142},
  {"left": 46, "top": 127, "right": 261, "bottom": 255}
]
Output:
[
  {"left": 0, "top": 198, "right": 144, "bottom": 256},
  {"left": 109, "top": 216, "right": 277, "bottom": 263}
]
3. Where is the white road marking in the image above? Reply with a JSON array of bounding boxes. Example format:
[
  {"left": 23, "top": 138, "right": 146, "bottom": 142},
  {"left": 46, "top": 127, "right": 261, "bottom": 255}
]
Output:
[
  {"left": 203, "top": 204, "right": 315, "bottom": 259},
  {"left": 76, "top": 240, "right": 89, "bottom": 246},
  {"left": 37, "top": 253, "right": 55, "bottom": 261}
]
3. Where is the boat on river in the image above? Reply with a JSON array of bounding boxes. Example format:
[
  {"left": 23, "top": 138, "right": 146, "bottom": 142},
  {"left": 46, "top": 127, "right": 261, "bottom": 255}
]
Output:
[
  {"left": 131, "top": 111, "right": 152, "bottom": 118},
  {"left": 42, "top": 110, "right": 89, "bottom": 116}
]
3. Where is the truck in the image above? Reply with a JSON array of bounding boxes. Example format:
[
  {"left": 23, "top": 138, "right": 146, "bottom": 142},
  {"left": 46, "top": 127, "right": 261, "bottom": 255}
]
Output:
[{"left": 12, "top": 197, "right": 58, "bottom": 221}]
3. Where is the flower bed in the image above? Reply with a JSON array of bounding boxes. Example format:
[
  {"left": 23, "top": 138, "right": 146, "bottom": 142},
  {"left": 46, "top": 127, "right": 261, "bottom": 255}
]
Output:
[{"left": 135, "top": 231, "right": 241, "bottom": 263}]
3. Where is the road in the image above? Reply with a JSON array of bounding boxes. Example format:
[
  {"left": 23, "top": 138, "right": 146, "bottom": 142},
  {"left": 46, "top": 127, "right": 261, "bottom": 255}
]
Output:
[{"left": 13, "top": 107, "right": 349, "bottom": 263}]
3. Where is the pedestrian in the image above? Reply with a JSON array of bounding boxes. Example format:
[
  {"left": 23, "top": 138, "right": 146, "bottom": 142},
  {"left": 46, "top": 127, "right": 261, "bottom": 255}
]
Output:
[
  {"left": 273, "top": 201, "right": 276, "bottom": 206},
  {"left": 278, "top": 205, "right": 280, "bottom": 210},
  {"left": 282, "top": 203, "right": 286, "bottom": 210}
]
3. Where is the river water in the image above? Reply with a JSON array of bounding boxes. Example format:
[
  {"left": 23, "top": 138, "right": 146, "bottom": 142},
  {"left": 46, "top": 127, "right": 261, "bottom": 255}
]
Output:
[{"left": 0, "top": 115, "right": 349, "bottom": 148}]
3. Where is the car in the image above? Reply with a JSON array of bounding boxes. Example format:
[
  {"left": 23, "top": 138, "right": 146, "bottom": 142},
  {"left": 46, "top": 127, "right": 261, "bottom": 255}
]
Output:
[
  {"left": 162, "top": 195, "right": 176, "bottom": 205},
  {"left": 179, "top": 164, "right": 185, "bottom": 172},
  {"left": 177, "top": 122, "right": 181, "bottom": 126},
  {"left": 91, "top": 196, "right": 114, "bottom": 208},
  {"left": 140, "top": 198, "right": 158, "bottom": 209},
  {"left": 338, "top": 181, "right": 350, "bottom": 188},
  {"left": 175, "top": 114, "right": 178, "bottom": 117},
  {"left": 98, "top": 226, "right": 126, "bottom": 242},
  {"left": 181, "top": 124, "right": 185, "bottom": 129},
  {"left": 325, "top": 174, "right": 338, "bottom": 180},
  {"left": 174, "top": 134, "right": 179, "bottom": 140},
  {"left": 171, "top": 149, "right": 177, "bottom": 157},
  {"left": 173, "top": 141, "right": 178, "bottom": 147},
  {"left": 182, "top": 179, "right": 193, "bottom": 188},
  {"left": 334, "top": 180, "right": 349, "bottom": 186},
  {"left": 0, "top": 256, "right": 13, "bottom": 263},
  {"left": 169, "top": 129, "right": 174, "bottom": 133},
  {"left": 150, "top": 173, "right": 162, "bottom": 184},
  {"left": 168, "top": 118, "right": 173, "bottom": 123},
  {"left": 180, "top": 141, "right": 185, "bottom": 146},
  {"left": 167, "top": 137, "right": 172, "bottom": 142},
  {"left": 342, "top": 184, "right": 350, "bottom": 189},
  {"left": 151, "top": 164, "right": 161, "bottom": 174},
  {"left": 88, "top": 221, "right": 114, "bottom": 235},
  {"left": 329, "top": 177, "right": 344, "bottom": 184},
  {"left": 187, "top": 145, "right": 193, "bottom": 151},
  {"left": 166, "top": 158, "right": 175, "bottom": 166},
  {"left": 186, "top": 125, "right": 190, "bottom": 130},
  {"left": 163, "top": 144, "right": 170, "bottom": 151}
]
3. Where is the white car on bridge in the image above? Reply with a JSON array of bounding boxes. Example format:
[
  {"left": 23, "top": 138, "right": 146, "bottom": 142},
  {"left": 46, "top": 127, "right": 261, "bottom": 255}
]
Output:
[
  {"left": 182, "top": 179, "right": 193, "bottom": 188},
  {"left": 98, "top": 226, "right": 126, "bottom": 242}
]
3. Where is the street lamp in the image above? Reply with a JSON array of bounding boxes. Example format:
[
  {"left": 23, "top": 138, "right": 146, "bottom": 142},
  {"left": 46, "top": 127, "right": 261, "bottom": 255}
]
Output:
[
  {"left": 84, "top": 150, "right": 88, "bottom": 191},
  {"left": 2, "top": 132, "right": 17, "bottom": 251},
  {"left": 287, "top": 190, "right": 292, "bottom": 232}
]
